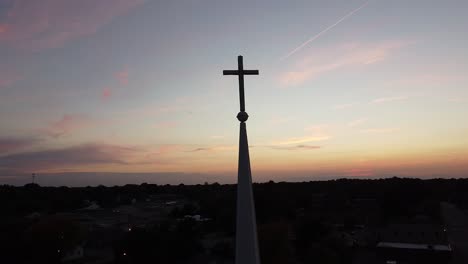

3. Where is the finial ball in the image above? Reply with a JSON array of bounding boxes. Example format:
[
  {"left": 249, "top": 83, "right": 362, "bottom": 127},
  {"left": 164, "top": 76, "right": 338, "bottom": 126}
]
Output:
[{"left": 237, "top": 111, "right": 249, "bottom": 122}]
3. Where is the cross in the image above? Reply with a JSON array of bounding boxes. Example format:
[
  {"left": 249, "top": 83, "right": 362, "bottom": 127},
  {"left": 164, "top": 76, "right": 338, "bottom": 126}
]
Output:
[{"left": 223, "top": 56, "right": 259, "bottom": 112}]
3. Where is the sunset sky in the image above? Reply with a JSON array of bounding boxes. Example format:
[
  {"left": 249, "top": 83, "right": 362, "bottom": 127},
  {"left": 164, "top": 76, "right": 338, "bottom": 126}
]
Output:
[{"left": 1, "top": 0, "right": 468, "bottom": 186}]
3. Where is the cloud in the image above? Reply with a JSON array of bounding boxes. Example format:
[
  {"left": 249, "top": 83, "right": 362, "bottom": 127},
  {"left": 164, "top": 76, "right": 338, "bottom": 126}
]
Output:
[
  {"left": 269, "top": 145, "right": 321, "bottom": 151},
  {"left": 46, "top": 114, "right": 94, "bottom": 138},
  {"left": 156, "top": 145, "right": 182, "bottom": 155},
  {"left": 280, "top": 41, "right": 409, "bottom": 86},
  {"left": 0, "top": 80, "right": 12, "bottom": 88},
  {"left": 271, "top": 124, "right": 331, "bottom": 146},
  {"left": 0, "top": 137, "right": 40, "bottom": 154},
  {"left": 187, "top": 145, "right": 237, "bottom": 153},
  {"left": 0, "top": 24, "right": 8, "bottom": 34},
  {"left": 127, "top": 97, "right": 193, "bottom": 119},
  {"left": 153, "top": 144, "right": 181, "bottom": 155},
  {"left": 101, "top": 87, "right": 112, "bottom": 100},
  {"left": 272, "top": 135, "right": 330, "bottom": 145},
  {"left": 153, "top": 121, "right": 177, "bottom": 130},
  {"left": 0, "top": 75, "right": 20, "bottom": 88},
  {"left": 114, "top": 68, "right": 129, "bottom": 85},
  {"left": 371, "top": 96, "right": 408, "bottom": 104},
  {"left": 99, "top": 68, "right": 129, "bottom": 100},
  {"left": 348, "top": 118, "right": 368, "bottom": 128},
  {"left": 138, "top": 144, "right": 184, "bottom": 162},
  {"left": 0, "top": 0, "right": 145, "bottom": 51},
  {"left": 0, "top": 143, "right": 139, "bottom": 172},
  {"left": 344, "top": 167, "right": 374, "bottom": 177},
  {"left": 188, "top": 148, "right": 210, "bottom": 152}
]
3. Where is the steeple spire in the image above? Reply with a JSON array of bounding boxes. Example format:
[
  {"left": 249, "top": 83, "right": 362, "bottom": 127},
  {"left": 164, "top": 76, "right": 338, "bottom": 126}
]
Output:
[{"left": 223, "top": 55, "right": 261, "bottom": 264}]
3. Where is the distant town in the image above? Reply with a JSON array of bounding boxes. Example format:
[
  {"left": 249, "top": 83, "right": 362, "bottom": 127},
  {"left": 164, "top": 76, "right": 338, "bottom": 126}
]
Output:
[{"left": 1, "top": 177, "right": 468, "bottom": 264}]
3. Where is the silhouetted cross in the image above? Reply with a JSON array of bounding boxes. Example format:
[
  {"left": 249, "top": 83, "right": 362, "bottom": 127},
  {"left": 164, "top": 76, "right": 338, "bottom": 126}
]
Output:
[{"left": 223, "top": 56, "right": 259, "bottom": 112}]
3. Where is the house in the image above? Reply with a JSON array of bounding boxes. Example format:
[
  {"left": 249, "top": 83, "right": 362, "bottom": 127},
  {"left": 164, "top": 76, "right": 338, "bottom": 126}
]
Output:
[{"left": 374, "top": 224, "right": 452, "bottom": 263}]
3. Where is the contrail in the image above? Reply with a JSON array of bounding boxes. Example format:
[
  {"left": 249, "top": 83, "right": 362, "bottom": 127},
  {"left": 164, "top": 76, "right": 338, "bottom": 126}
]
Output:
[{"left": 280, "top": 0, "right": 371, "bottom": 61}]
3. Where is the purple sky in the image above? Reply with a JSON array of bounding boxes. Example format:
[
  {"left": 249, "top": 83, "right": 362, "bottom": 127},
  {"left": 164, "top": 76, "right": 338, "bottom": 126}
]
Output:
[{"left": 1, "top": 0, "right": 468, "bottom": 186}]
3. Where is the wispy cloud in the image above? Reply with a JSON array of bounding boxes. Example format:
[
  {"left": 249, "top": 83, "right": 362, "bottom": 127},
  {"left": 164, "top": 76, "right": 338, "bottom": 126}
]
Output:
[
  {"left": 142, "top": 145, "right": 183, "bottom": 159},
  {"left": 187, "top": 145, "right": 237, "bottom": 152},
  {"left": 129, "top": 97, "right": 192, "bottom": 117},
  {"left": 0, "top": 143, "right": 140, "bottom": 172},
  {"left": 0, "top": 0, "right": 145, "bottom": 51},
  {"left": 153, "top": 121, "right": 177, "bottom": 130},
  {"left": 99, "top": 68, "right": 129, "bottom": 101},
  {"left": 0, "top": 24, "right": 8, "bottom": 34},
  {"left": 138, "top": 145, "right": 185, "bottom": 164},
  {"left": 0, "top": 137, "right": 40, "bottom": 154},
  {"left": 270, "top": 124, "right": 332, "bottom": 146},
  {"left": 269, "top": 145, "right": 321, "bottom": 151},
  {"left": 371, "top": 96, "right": 408, "bottom": 104},
  {"left": 272, "top": 135, "right": 330, "bottom": 145},
  {"left": 114, "top": 68, "right": 129, "bottom": 85},
  {"left": 348, "top": 118, "right": 368, "bottom": 128},
  {"left": 0, "top": 75, "right": 20, "bottom": 88},
  {"left": 345, "top": 167, "right": 374, "bottom": 177},
  {"left": 156, "top": 144, "right": 181, "bottom": 155},
  {"left": 280, "top": 41, "right": 409, "bottom": 86},
  {"left": 45, "top": 114, "right": 94, "bottom": 138},
  {"left": 280, "top": 0, "right": 371, "bottom": 60},
  {"left": 101, "top": 87, "right": 112, "bottom": 101},
  {"left": 188, "top": 148, "right": 211, "bottom": 152}
]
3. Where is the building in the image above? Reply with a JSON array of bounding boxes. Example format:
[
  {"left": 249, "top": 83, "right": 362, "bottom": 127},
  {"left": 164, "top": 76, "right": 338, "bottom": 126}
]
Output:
[{"left": 374, "top": 224, "right": 452, "bottom": 263}]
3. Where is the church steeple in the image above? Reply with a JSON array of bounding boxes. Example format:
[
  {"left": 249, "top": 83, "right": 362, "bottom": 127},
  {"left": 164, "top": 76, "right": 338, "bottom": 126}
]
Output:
[{"left": 223, "top": 55, "right": 261, "bottom": 264}]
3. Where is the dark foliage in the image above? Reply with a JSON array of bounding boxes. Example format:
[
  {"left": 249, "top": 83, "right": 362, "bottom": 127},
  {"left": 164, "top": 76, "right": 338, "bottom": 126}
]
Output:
[{"left": 1, "top": 177, "right": 467, "bottom": 263}]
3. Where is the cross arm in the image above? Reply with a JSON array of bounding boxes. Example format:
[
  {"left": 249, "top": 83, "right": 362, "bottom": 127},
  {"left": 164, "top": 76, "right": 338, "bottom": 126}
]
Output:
[
  {"left": 223, "top": 70, "right": 239, "bottom": 75},
  {"left": 222, "top": 70, "right": 259, "bottom": 75},
  {"left": 243, "top": 70, "right": 259, "bottom": 75}
]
